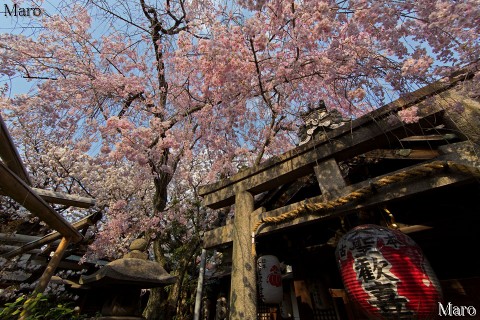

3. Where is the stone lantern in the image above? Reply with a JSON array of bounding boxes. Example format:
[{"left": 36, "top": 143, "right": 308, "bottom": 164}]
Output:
[{"left": 80, "top": 239, "right": 176, "bottom": 319}]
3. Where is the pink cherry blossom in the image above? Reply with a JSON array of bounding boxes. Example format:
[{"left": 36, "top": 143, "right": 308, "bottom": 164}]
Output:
[{"left": 0, "top": 1, "right": 478, "bottom": 315}]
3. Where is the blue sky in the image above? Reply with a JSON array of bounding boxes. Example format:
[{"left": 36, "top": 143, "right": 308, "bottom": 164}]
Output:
[{"left": 0, "top": 1, "right": 49, "bottom": 97}]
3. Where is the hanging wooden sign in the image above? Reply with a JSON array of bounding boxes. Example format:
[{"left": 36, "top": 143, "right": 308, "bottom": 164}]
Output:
[{"left": 336, "top": 224, "right": 442, "bottom": 319}]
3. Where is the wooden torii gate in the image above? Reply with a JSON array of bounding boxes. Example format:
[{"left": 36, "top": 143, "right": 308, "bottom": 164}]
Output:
[
  {"left": 0, "top": 113, "right": 96, "bottom": 293},
  {"left": 198, "top": 65, "right": 480, "bottom": 319}
]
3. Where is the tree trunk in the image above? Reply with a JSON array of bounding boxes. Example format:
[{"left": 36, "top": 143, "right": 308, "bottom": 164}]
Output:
[
  {"left": 143, "top": 272, "right": 179, "bottom": 319},
  {"left": 143, "top": 286, "right": 168, "bottom": 320},
  {"left": 143, "top": 238, "right": 177, "bottom": 320},
  {"left": 143, "top": 161, "right": 175, "bottom": 319},
  {"left": 143, "top": 232, "right": 201, "bottom": 319}
]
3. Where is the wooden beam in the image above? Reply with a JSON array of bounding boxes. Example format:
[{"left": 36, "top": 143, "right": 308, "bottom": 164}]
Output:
[
  {"left": 256, "top": 172, "right": 472, "bottom": 237},
  {"left": 2, "top": 212, "right": 101, "bottom": 259},
  {"left": 0, "top": 245, "right": 41, "bottom": 254},
  {"left": 441, "top": 92, "right": 480, "bottom": 145},
  {"left": 201, "top": 164, "right": 475, "bottom": 249},
  {"left": 0, "top": 233, "right": 40, "bottom": 244},
  {"left": 0, "top": 187, "right": 95, "bottom": 208},
  {"left": 202, "top": 139, "right": 480, "bottom": 249},
  {"left": 33, "top": 188, "right": 95, "bottom": 208},
  {"left": 34, "top": 237, "right": 71, "bottom": 293},
  {"left": 314, "top": 158, "right": 346, "bottom": 198},
  {"left": 0, "top": 113, "right": 31, "bottom": 185},
  {"left": 202, "top": 223, "right": 233, "bottom": 249},
  {"left": 437, "top": 141, "right": 480, "bottom": 167},
  {"left": 0, "top": 162, "right": 83, "bottom": 243},
  {"left": 362, "top": 149, "right": 440, "bottom": 160},
  {"left": 400, "top": 134, "right": 457, "bottom": 142},
  {"left": 201, "top": 103, "right": 443, "bottom": 209},
  {"left": 202, "top": 208, "right": 265, "bottom": 249},
  {"left": 398, "top": 225, "right": 433, "bottom": 234}
]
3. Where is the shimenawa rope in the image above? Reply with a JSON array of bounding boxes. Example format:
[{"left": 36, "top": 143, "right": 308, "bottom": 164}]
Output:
[{"left": 251, "top": 160, "right": 480, "bottom": 257}]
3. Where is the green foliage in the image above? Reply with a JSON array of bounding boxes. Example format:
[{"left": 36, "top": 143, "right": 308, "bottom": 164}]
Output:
[{"left": 0, "top": 293, "right": 85, "bottom": 320}]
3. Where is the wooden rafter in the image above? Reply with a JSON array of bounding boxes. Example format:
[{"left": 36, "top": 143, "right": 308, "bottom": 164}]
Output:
[
  {"left": 2, "top": 212, "right": 101, "bottom": 259},
  {"left": 0, "top": 188, "right": 96, "bottom": 208},
  {"left": 0, "top": 162, "right": 83, "bottom": 243},
  {"left": 33, "top": 188, "right": 96, "bottom": 208},
  {"left": 361, "top": 149, "right": 440, "bottom": 160},
  {"left": 0, "top": 113, "right": 32, "bottom": 185}
]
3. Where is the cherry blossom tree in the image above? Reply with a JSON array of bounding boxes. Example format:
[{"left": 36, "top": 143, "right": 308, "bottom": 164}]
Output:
[{"left": 1, "top": 0, "right": 478, "bottom": 318}]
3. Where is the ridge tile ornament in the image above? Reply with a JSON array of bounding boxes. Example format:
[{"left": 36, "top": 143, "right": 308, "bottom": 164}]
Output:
[
  {"left": 80, "top": 239, "right": 176, "bottom": 319},
  {"left": 298, "top": 101, "right": 351, "bottom": 146},
  {"left": 335, "top": 224, "right": 442, "bottom": 320}
]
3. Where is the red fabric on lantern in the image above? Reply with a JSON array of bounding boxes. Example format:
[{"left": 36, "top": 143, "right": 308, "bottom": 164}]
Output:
[{"left": 336, "top": 224, "right": 442, "bottom": 319}]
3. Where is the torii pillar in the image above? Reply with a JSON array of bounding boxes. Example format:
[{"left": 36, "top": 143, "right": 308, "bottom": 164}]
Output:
[{"left": 229, "top": 191, "right": 257, "bottom": 319}]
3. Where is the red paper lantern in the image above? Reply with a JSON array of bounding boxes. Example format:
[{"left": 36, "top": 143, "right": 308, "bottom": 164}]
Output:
[
  {"left": 336, "top": 224, "right": 442, "bottom": 319},
  {"left": 257, "top": 255, "right": 283, "bottom": 304}
]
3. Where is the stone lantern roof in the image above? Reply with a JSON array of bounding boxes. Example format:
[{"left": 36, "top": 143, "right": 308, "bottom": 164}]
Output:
[{"left": 80, "top": 239, "right": 176, "bottom": 288}]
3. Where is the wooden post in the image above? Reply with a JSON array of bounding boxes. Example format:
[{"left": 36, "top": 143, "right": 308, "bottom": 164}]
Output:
[
  {"left": 330, "top": 289, "right": 356, "bottom": 320},
  {"left": 34, "top": 236, "right": 71, "bottom": 293},
  {"left": 229, "top": 191, "right": 256, "bottom": 320},
  {"left": 314, "top": 158, "right": 346, "bottom": 199},
  {"left": 193, "top": 248, "right": 207, "bottom": 320},
  {"left": 19, "top": 237, "right": 71, "bottom": 320}
]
